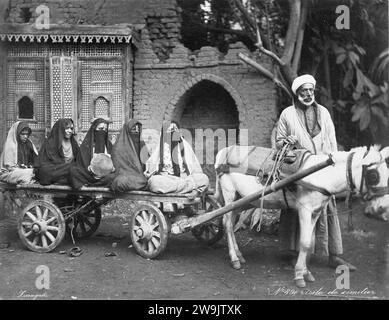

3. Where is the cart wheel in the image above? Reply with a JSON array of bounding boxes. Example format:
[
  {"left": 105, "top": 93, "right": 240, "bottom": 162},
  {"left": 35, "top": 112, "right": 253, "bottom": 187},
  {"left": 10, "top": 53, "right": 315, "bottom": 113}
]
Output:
[
  {"left": 17, "top": 200, "right": 65, "bottom": 253},
  {"left": 66, "top": 208, "right": 102, "bottom": 239},
  {"left": 129, "top": 203, "right": 168, "bottom": 259},
  {"left": 192, "top": 195, "right": 224, "bottom": 245}
]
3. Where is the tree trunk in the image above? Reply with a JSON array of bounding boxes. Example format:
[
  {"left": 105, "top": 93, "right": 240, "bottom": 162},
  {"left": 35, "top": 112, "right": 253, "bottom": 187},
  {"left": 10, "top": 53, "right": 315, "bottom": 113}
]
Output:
[
  {"left": 282, "top": 0, "right": 301, "bottom": 65},
  {"left": 323, "top": 47, "right": 334, "bottom": 117},
  {"left": 292, "top": 0, "right": 309, "bottom": 73}
]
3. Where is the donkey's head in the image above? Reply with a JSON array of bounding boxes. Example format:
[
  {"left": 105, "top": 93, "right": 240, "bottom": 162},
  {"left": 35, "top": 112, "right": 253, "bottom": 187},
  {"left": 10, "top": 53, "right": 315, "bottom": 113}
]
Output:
[{"left": 363, "top": 146, "right": 389, "bottom": 222}]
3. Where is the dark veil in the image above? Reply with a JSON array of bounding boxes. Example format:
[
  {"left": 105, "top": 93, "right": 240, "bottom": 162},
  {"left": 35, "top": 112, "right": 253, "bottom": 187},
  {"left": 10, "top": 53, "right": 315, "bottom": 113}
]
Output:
[
  {"left": 111, "top": 119, "right": 147, "bottom": 192},
  {"left": 76, "top": 118, "right": 112, "bottom": 171},
  {"left": 36, "top": 119, "right": 79, "bottom": 185},
  {"left": 69, "top": 118, "right": 114, "bottom": 189},
  {"left": 158, "top": 120, "right": 187, "bottom": 177}
]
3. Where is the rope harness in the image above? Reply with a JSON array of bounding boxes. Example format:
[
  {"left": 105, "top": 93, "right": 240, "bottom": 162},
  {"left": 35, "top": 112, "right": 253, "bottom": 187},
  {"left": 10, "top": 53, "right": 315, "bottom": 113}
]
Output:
[{"left": 254, "top": 143, "right": 298, "bottom": 231}]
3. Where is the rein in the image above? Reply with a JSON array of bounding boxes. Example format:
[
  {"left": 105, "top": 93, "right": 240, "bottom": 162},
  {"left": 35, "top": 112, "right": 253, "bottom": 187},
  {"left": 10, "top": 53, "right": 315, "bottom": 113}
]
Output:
[{"left": 346, "top": 152, "right": 356, "bottom": 192}]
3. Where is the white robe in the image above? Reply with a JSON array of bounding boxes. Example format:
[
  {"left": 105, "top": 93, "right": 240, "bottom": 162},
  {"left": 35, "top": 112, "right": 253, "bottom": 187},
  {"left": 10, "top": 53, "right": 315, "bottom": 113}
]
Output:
[
  {"left": 276, "top": 103, "right": 343, "bottom": 256},
  {"left": 276, "top": 103, "right": 338, "bottom": 155}
]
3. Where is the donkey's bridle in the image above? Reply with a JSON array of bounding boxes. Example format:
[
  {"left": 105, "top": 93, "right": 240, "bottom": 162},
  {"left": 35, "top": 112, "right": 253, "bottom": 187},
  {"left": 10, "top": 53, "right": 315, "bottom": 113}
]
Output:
[{"left": 346, "top": 151, "right": 389, "bottom": 200}]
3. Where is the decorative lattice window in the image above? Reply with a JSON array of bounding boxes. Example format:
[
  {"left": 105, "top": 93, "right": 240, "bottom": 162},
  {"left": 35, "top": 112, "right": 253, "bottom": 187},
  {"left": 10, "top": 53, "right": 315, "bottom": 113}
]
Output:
[
  {"left": 16, "top": 68, "right": 37, "bottom": 82},
  {"left": 50, "top": 56, "right": 75, "bottom": 125},
  {"left": 18, "top": 96, "right": 34, "bottom": 119},
  {"left": 6, "top": 43, "right": 126, "bottom": 133},
  {"left": 7, "top": 58, "right": 45, "bottom": 130},
  {"left": 94, "top": 96, "right": 110, "bottom": 119},
  {"left": 81, "top": 60, "right": 123, "bottom": 131}
]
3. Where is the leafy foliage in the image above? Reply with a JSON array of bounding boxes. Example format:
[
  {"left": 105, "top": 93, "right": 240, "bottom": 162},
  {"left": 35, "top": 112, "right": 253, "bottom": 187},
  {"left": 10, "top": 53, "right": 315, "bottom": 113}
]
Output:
[{"left": 178, "top": 0, "right": 389, "bottom": 146}]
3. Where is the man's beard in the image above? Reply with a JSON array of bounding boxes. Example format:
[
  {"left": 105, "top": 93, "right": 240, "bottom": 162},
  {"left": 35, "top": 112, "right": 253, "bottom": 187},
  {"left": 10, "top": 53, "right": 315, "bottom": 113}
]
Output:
[{"left": 298, "top": 94, "right": 315, "bottom": 106}]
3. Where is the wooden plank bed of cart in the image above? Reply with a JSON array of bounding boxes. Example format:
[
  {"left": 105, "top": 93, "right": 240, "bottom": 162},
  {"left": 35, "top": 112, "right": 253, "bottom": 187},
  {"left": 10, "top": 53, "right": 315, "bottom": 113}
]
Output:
[{"left": 0, "top": 182, "right": 223, "bottom": 258}]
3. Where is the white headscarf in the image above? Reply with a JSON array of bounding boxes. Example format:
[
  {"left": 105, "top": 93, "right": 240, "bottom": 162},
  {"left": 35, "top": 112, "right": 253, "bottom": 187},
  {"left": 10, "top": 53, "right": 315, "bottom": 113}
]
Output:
[{"left": 0, "top": 121, "right": 38, "bottom": 171}]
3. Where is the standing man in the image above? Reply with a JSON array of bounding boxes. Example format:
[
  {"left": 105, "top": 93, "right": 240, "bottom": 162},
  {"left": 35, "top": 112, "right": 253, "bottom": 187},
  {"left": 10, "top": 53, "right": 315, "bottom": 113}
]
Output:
[{"left": 276, "top": 74, "right": 356, "bottom": 271}]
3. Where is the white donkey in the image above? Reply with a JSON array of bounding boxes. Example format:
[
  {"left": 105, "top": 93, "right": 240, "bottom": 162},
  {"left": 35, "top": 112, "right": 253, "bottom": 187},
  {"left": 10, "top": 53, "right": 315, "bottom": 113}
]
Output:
[{"left": 214, "top": 145, "right": 389, "bottom": 287}]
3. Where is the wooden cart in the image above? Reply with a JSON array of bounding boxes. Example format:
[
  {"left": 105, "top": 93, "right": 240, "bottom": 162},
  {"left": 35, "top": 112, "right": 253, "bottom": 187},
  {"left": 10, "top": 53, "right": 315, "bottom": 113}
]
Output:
[
  {"left": 0, "top": 183, "right": 223, "bottom": 258},
  {"left": 0, "top": 156, "right": 333, "bottom": 259}
]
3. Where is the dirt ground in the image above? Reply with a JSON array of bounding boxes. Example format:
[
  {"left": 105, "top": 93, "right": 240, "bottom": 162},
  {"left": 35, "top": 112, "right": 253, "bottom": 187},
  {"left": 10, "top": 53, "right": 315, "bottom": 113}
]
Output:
[{"left": 0, "top": 198, "right": 388, "bottom": 300}]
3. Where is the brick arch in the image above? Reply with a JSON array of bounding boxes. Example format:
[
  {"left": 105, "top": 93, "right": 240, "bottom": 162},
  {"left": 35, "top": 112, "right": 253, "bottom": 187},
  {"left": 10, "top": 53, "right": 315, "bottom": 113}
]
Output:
[{"left": 164, "top": 74, "right": 245, "bottom": 123}]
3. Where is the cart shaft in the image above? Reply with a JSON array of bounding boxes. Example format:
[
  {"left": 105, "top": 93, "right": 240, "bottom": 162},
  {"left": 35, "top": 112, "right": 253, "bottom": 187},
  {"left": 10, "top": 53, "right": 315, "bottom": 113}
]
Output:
[{"left": 171, "top": 156, "right": 334, "bottom": 234}]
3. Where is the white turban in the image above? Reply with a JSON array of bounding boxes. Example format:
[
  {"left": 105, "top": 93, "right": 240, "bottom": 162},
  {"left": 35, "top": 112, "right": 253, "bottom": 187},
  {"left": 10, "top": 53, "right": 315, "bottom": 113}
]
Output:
[{"left": 291, "top": 74, "right": 316, "bottom": 95}]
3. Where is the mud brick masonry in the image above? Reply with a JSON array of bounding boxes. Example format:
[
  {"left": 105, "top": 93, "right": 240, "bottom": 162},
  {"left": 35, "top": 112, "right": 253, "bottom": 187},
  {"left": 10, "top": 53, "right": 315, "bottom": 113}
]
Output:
[{"left": 0, "top": 0, "right": 277, "bottom": 181}]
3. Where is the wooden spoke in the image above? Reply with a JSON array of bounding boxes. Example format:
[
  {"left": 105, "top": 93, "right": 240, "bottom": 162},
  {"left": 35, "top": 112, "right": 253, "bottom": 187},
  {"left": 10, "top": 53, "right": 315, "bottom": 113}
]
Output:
[
  {"left": 148, "top": 212, "right": 154, "bottom": 224},
  {"left": 47, "top": 226, "right": 59, "bottom": 232},
  {"left": 45, "top": 216, "right": 57, "bottom": 225},
  {"left": 141, "top": 210, "right": 148, "bottom": 222},
  {"left": 23, "top": 230, "right": 33, "bottom": 237},
  {"left": 42, "top": 208, "right": 49, "bottom": 221},
  {"left": 41, "top": 234, "right": 48, "bottom": 248},
  {"left": 152, "top": 231, "right": 160, "bottom": 239},
  {"left": 135, "top": 215, "right": 144, "bottom": 225},
  {"left": 147, "top": 240, "right": 153, "bottom": 254},
  {"left": 151, "top": 236, "right": 160, "bottom": 249},
  {"left": 25, "top": 211, "right": 37, "bottom": 222},
  {"left": 35, "top": 206, "right": 43, "bottom": 220},
  {"left": 45, "top": 231, "right": 56, "bottom": 243},
  {"left": 83, "top": 218, "right": 93, "bottom": 228}
]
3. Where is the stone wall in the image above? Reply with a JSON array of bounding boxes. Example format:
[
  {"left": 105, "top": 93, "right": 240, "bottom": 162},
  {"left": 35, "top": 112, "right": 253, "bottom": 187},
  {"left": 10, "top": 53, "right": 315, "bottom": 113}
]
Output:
[
  {"left": 2, "top": 0, "right": 277, "bottom": 155},
  {"left": 0, "top": 41, "right": 6, "bottom": 145},
  {"left": 5, "top": 0, "right": 180, "bottom": 26},
  {"left": 133, "top": 34, "right": 277, "bottom": 152}
]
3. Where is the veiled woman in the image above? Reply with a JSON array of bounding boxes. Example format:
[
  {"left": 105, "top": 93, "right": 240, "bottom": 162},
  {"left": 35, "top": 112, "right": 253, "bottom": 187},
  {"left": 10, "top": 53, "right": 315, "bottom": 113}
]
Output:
[
  {"left": 110, "top": 119, "right": 148, "bottom": 192},
  {"left": 69, "top": 118, "right": 115, "bottom": 189},
  {"left": 145, "top": 120, "right": 209, "bottom": 194},
  {"left": 36, "top": 118, "right": 79, "bottom": 185},
  {"left": 0, "top": 121, "right": 38, "bottom": 184}
]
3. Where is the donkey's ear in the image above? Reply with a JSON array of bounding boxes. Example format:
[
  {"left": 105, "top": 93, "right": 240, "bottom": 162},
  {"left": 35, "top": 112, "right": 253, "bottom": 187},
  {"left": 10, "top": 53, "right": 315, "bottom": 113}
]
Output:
[{"left": 380, "top": 146, "right": 389, "bottom": 159}]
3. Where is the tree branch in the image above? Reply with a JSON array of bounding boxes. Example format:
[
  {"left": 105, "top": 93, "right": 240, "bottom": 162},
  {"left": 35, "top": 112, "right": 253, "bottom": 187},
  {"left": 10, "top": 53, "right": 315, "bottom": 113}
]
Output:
[
  {"left": 255, "top": 27, "right": 285, "bottom": 67},
  {"left": 282, "top": 0, "right": 301, "bottom": 64},
  {"left": 192, "top": 21, "right": 257, "bottom": 42},
  {"left": 238, "top": 52, "right": 292, "bottom": 98},
  {"left": 291, "top": 0, "right": 308, "bottom": 72},
  {"left": 229, "top": 0, "right": 271, "bottom": 49}
]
